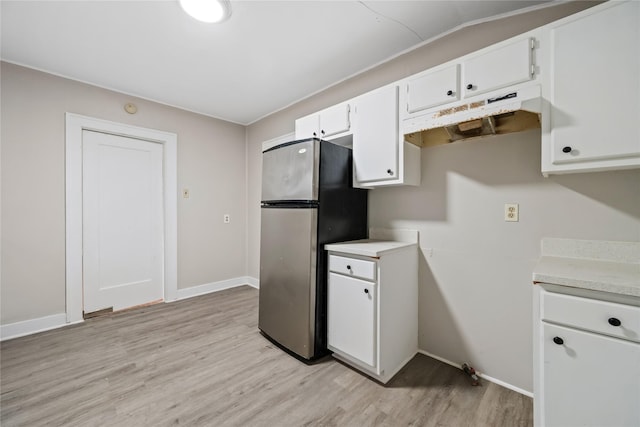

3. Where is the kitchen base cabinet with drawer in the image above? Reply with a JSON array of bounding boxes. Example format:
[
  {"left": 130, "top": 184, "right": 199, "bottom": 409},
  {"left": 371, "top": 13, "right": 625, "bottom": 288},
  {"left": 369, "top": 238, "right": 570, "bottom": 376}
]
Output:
[
  {"left": 534, "top": 285, "right": 640, "bottom": 427},
  {"left": 325, "top": 242, "right": 418, "bottom": 384}
]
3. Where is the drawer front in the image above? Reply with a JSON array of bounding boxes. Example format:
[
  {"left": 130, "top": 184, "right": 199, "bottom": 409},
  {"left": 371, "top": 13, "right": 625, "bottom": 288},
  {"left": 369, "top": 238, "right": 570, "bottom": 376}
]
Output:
[
  {"left": 542, "top": 290, "right": 640, "bottom": 343},
  {"left": 329, "top": 254, "right": 376, "bottom": 281}
]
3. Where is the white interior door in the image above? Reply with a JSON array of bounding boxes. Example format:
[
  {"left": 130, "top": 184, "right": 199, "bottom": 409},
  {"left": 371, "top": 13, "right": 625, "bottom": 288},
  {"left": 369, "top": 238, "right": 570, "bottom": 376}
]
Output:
[{"left": 82, "top": 130, "right": 164, "bottom": 314}]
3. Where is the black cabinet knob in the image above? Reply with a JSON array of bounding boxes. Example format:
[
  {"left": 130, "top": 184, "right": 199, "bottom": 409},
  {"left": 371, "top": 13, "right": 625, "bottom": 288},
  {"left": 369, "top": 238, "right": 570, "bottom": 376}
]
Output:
[
  {"left": 312, "top": 132, "right": 317, "bottom": 137},
  {"left": 553, "top": 336, "right": 564, "bottom": 345},
  {"left": 608, "top": 317, "right": 622, "bottom": 327},
  {"left": 346, "top": 265, "right": 351, "bottom": 270},
  {"left": 364, "top": 289, "right": 369, "bottom": 294},
  {"left": 562, "top": 146, "right": 572, "bottom": 153},
  {"left": 387, "top": 169, "right": 393, "bottom": 175},
  {"left": 466, "top": 84, "right": 473, "bottom": 90},
  {"left": 321, "top": 130, "right": 325, "bottom": 135},
  {"left": 446, "top": 90, "right": 453, "bottom": 96}
]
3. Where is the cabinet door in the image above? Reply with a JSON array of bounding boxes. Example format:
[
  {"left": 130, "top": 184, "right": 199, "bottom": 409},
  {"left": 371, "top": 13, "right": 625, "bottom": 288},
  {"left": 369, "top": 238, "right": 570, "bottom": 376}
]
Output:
[
  {"left": 462, "top": 37, "right": 533, "bottom": 98},
  {"left": 406, "top": 64, "right": 459, "bottom": 113},
  {"left": 319, "top": 103, "right": 350, "bottom": 138},
  {"left": 353, "top": 85, "right": 399, "bottom": 185},
  {"left": 548, "top": 1, "right": 640, "bottom": 165},
  {"left": 543, "top": 323, "right": 640, "bottom": 427},
  {"left": 328, "top": 272, "right": 376, "bottom": 367},
  {"left": 295, "top": 114, "right": 319, "bottom": 140}
]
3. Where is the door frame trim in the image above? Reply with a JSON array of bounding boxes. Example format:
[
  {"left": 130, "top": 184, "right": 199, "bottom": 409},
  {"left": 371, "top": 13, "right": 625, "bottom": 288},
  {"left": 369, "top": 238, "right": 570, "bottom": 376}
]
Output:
[{"left": 65, "top": 113, "right": 178, "bottom": 323}]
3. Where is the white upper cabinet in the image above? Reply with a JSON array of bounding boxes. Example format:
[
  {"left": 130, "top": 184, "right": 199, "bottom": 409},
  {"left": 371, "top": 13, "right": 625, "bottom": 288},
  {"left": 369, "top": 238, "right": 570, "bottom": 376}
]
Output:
[
  {"left": 462, "top": 37, "right": 534, "bottom": 98},
  {"left": 319, "top": 103, "right": 351, "bottom": 138},
  {"left": 294, "top": 114, "right": 319, "bottom": 140},
  {"left": 400, "top": 35, "right": 536, "bottom": 122},
  {"left": 352, "top": 85, "right": 420, "bottom": 187},
  {"left": 353, "top": 85, "right": 399, "bottom": 184},
  {"left": 406, "top": 64, "right": 460, "bottom": 114},
  {"left": 294, "top": 102, "right": 351, "bottom": 140},
  {"left": 541, "top": 0, "right": 640, "bottom": 175}
]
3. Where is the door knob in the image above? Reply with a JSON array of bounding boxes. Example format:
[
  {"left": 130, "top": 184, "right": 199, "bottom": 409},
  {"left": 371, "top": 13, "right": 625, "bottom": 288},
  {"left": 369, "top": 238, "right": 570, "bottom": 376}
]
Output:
[
  {"left": 364, "top": 289, "right": 369, "bottom": 294},
  {"left": 562, "top": 146, "right": 572, "bottom": 153},
  {"left": 608, "top": 317, "right": 622, "bottom": 327},
  {"left": 387, "top": 169, "right": 393, "bottom": 175},
  {"left": 466, "top": 84, "right": 473, "bottom": 90},
  {"left": 553, "top": 336, "right": 564, "bottom": 345},
  {"left": 446, "top": 90, "right": 453, "bottom": 96}
]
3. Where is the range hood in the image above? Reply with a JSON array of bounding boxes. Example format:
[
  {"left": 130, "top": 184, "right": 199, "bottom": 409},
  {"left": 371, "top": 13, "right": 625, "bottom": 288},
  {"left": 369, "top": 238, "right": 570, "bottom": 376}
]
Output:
[{"left": 403, "top": 85, "right": 542, "bottom": 147}]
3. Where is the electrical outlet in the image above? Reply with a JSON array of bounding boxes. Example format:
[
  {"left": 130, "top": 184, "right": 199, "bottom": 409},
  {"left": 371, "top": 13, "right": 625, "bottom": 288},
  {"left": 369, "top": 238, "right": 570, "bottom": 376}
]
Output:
[
  {"left": 223, "top": 214, "right": 230, "bottom": 224},
  {"left": 182, "top": 188, "right": 189, "bottom": 199},
  {"left": 505, "top": 203, "right": 519, "bottom": 222}
]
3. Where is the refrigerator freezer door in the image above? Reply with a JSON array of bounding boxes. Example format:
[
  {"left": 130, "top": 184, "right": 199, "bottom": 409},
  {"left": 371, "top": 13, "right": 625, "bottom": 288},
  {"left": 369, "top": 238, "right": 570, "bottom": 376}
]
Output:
[
  {"left": 259, "top": 206, "right": 318, "bottom": 359},
  {"left": 261, "top": 139, "right": 319, "bottom": 202}
]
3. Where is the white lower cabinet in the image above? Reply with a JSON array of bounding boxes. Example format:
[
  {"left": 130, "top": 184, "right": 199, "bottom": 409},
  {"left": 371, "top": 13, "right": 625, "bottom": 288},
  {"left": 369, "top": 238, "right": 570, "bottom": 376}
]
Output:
[
  {"left": 535, "top": 286, "right": 640, "bottom": 427},
  {"left": 326, "top": 243, "right": 417, "bottom": 384},
  {"left": 542, "top": 323, "right": 640, "bottom": 427}
]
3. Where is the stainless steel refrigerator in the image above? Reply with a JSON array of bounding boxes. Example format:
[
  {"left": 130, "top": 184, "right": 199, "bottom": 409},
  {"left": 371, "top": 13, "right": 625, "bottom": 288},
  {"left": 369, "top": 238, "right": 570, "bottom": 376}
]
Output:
[{"left": 259, "top": 138, "right": 368, "bottom": 360}]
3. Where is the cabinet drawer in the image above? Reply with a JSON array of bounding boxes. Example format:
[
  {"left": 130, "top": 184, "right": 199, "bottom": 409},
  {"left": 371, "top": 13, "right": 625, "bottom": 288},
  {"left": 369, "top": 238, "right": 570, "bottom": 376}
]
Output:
[
  {"left": 329, "top": 254, "right": 376, "bottom": 281},
  {"left": 542, "top": 290, "right": 640, "bottom": 343}
]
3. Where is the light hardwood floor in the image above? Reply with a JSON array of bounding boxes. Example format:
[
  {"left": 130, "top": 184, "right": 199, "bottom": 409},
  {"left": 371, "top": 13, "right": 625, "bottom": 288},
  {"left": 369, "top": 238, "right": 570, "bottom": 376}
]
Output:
[{"left": 1, "top": 286, "right": 533, "bottom": 426}]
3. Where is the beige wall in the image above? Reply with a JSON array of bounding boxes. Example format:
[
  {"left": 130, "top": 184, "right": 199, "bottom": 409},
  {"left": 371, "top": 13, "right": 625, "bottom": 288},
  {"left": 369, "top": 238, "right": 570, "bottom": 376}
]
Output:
[
  {"left": 1, "top": 62, "right": 247, "bottom": 324},
  {"left": 247, "top": 1, "right": 640, "bottom": 393}
]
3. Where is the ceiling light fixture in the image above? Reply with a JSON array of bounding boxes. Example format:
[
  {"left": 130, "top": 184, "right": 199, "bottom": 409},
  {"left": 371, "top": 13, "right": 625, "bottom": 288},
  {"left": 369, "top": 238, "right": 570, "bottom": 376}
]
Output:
[{"left": 179, "top": 0, "right": 232, "bottom": 23}]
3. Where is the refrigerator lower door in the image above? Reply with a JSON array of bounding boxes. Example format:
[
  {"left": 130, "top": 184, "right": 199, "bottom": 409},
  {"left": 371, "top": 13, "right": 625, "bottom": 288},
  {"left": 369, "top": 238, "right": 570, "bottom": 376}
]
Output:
[{"left": 259, "top": 206, "right": 318, "bottom": 359}]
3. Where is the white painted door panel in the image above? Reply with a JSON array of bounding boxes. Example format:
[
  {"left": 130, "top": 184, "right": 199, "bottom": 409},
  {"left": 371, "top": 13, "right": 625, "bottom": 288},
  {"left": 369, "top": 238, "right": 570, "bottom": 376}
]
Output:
[
  {"left": 83, "top": 130, "right": 164, "bottom": 313},
  {"left": 353, "top": 85, "right": 399, "bottom": 184},
  {"left": 462, "top": 37, "right": 533, "bottom": 98},
  {"left": 543, "top": 323, "right": 640, "bottom": 427},
  {"left": 548, "top": 0, "right": 640, "bottom": 165},
  {"left": 295, "top": 114, "right": 319, "bottom": 140},
  {"left": 319, "top": 103, "right": 350, "bottom": 138},
  {"left": 328, "top": 272, "right": 376, "bottom": 367},
  {"left": 407, "top": 64, "right": 460, "bottom": 113}
]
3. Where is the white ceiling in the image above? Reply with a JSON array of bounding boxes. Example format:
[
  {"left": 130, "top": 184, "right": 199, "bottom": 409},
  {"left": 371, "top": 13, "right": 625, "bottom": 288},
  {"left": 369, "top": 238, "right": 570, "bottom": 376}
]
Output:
[{"left": 1, "top": 1, "right": 553, "bottom": 125}]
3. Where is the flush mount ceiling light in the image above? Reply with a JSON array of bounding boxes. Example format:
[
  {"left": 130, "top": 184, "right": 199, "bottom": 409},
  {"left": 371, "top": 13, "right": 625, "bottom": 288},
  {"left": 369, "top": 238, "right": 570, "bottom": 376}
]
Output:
[{"left": 179, "top": 0, "right": 232, "bottom": 23}]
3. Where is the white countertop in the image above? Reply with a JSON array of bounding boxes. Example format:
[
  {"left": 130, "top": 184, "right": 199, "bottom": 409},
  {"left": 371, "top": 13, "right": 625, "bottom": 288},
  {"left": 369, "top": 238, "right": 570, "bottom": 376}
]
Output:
[
  {"left": 325, "top": 239, "right": 417, "bottom": 258},
  {"left": 533, "top": 238, "right": 640, "bottom": 298}
]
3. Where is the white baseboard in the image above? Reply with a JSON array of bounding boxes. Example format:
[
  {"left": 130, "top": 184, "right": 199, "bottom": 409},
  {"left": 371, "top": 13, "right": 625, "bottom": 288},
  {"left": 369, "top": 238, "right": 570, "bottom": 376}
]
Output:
[
  {"left": 244, "top": 276, "right": 259, "bottom": 289},
  {"left": 175, "top": 276, "right": 258, "bottom": 301},
  {"left": 417, "top": 349, "right": 533, "bottom": 398},
  {"left": 2, "top": 276, "right": 260, "bottom": 341},
  {"left": 1, "top": 313, "right": 72, "bottom": 342}
]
